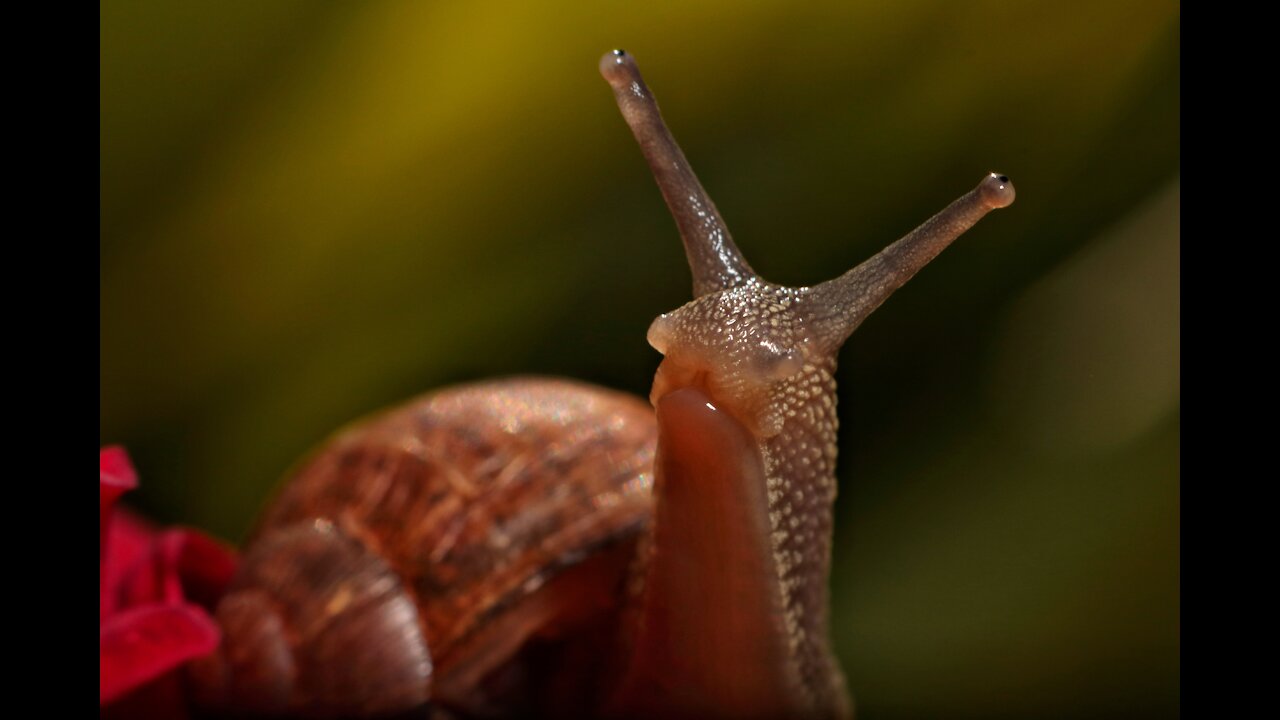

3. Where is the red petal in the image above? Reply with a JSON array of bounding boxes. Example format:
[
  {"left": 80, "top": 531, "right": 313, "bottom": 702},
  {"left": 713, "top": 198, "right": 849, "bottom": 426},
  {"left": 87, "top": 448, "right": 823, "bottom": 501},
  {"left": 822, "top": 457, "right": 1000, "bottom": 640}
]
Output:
[
  {"left": 118, "top": 528, "right": 238, "bottom": 612},
  {"left": 100, "top": 446, "right": 138, "bottom": 486},
  {"left": 100, "top": 446, "right": 138, "bottom": 553},
  {"left": 101, "top": 509, "right": 157, "bottom": 622},
  {"left": 100, "top": 604, "right": 220, "bottom": 705},
  {"left": 166, "top": 528, "right": 238, "bottom": 611}
]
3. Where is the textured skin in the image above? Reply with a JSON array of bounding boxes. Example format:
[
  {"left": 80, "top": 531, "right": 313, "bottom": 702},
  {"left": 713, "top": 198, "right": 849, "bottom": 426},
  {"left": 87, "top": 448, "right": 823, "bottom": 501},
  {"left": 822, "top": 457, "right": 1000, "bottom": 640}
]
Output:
[{"left": 643, "top": 279, "right": 850, "bottom": 717}]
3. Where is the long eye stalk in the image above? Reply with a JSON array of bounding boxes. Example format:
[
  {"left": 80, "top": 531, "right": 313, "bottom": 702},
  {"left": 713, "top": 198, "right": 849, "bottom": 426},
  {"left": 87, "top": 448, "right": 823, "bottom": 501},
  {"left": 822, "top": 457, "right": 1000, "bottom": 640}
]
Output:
[{"left": 600, "top": 50, "right": 757, "bottom": 297}]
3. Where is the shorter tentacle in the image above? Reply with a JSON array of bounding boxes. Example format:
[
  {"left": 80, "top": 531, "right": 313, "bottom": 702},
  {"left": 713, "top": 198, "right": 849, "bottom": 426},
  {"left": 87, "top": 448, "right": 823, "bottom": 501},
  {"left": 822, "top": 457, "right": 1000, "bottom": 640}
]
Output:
[{"left": 804, "top": 173, "right": 1015, "bottom": 351}]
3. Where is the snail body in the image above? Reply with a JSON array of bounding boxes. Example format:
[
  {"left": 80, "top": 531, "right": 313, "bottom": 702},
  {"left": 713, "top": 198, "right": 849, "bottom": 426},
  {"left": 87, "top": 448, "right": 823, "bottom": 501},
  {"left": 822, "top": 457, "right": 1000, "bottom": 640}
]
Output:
[{"left": 191, "top": 51, "right": 1014, "bottom": 719}]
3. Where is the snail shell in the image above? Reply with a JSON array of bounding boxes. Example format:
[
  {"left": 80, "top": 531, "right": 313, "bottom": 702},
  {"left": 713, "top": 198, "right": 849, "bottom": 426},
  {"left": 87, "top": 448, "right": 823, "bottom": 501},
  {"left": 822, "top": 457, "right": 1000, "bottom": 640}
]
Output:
[{"left": 191, "top": 379, "right": 656, "bottom": 717}]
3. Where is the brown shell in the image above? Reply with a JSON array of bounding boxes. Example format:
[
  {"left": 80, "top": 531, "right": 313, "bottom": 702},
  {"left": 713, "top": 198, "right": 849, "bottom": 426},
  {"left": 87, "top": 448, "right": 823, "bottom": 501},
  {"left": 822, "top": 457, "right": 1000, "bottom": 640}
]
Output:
[{"left": 247, "top": 377, "right": 657, "bottom": 713}]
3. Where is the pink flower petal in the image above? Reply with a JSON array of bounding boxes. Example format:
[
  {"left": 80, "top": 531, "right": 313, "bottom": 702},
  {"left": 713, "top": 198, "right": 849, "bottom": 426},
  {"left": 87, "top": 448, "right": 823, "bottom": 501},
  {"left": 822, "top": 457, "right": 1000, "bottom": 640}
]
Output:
[
  {"left": 118, "top": 528, "right": 238, "bottom": 612},
  {"left": 100, "top": 446, "right": 138, "bottom": 552},
  {"left": 101, "top": 509, "right": 157, "bottom": 622},
  {"left": 165, "top": 528, "right": 238, "bottom": 611},
  {"left": 100, "top": 604, "right": 220, "bottom": 705},
  {"left": 98, "top": 447, "right": 239, "bottom": 713},
  {"left": 100, "top": 446, "right": 137, "bottom": 486}
]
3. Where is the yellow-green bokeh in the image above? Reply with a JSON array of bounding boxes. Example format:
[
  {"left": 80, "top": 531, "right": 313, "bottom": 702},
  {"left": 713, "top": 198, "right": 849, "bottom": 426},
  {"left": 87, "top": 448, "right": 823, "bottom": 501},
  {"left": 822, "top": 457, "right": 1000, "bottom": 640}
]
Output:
[{"left": 102, "top": 2, "right": 1178, "bottom": 717}]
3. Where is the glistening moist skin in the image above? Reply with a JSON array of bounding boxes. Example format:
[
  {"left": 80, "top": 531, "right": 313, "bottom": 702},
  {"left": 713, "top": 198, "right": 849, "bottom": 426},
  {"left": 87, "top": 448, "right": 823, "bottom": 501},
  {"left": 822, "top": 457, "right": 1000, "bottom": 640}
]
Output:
[{"left": 602, "top": 48, "right": 1013, "bottom": 718}]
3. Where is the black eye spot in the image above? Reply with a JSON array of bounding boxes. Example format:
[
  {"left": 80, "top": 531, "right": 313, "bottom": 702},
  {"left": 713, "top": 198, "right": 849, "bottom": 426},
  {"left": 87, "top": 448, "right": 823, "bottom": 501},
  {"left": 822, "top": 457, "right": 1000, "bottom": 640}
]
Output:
[
  {"left": 997, "top": 175, "right": 1009, "bottom": 183},
  {"left": 613, "top": 49, "right": 627, "bottom": 57}
]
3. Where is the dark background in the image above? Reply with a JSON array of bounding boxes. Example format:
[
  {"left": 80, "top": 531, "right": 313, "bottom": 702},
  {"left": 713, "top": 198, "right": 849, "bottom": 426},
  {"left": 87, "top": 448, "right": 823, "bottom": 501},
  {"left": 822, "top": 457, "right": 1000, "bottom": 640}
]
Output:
[{"left": 101, "top": 2, "right": 1179, "bottom": 717}]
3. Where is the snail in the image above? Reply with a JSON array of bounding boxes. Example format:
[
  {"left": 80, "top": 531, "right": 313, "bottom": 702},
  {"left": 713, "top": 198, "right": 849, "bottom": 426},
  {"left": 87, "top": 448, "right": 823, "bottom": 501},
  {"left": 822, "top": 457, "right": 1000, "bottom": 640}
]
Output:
[{"left": 186, "top": 50, "right": 1014, "bottom": 719}]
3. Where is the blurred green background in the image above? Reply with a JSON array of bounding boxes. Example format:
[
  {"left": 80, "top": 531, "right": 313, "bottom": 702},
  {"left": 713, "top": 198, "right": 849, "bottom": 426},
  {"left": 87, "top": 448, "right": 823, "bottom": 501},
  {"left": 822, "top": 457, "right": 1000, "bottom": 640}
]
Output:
[{"left": 101, "top": 1, "right": 1178, "bottom": 717}]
